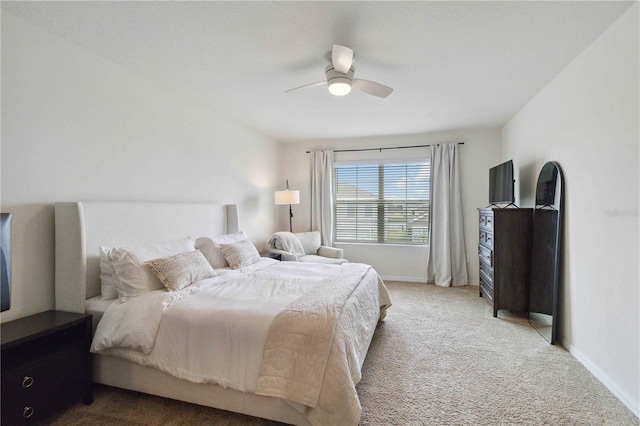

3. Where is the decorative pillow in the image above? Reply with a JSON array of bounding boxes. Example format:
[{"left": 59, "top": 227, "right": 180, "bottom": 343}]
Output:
[
  {"left": 219, "top": 239, "right": 260, "bottom": 269},
  {"left": 145, "top": 250, "right": 217, "bottom": 292},
  {"left": 107, "top": 237, "right": 196, "bottom": 302},
  {"left": 99, "top": 247, "right": 118, "bottom": 300},
  {"left": 195, "top": 231, "right": 248, "bottom": 269}
]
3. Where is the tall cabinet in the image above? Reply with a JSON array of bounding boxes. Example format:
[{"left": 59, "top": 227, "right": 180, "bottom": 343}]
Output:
[{"left": 478, "top": 208, "right": 533, "bottom": 317}]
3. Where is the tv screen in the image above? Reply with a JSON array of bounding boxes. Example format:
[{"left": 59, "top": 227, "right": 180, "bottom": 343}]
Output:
[
  {"left": 1, "top": 213, "right": 11, "bottom": 312},
  {"left": 489, "top": 160, "right": 515, "bottom": 205}
]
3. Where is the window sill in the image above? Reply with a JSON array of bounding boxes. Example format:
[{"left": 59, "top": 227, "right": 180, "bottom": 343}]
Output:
[{"left": 334, "top": 241, "right": 427, "bottom": 248}]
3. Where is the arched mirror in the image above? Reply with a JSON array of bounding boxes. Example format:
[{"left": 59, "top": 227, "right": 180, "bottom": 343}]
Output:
[{"left": 529, "top": 162, "right": 563, "bottom": 344}]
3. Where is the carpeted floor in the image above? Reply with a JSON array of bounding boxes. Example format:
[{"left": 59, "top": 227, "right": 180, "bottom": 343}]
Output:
[{"left": 48, "top": 282, "right": 638, "bottom": 425}]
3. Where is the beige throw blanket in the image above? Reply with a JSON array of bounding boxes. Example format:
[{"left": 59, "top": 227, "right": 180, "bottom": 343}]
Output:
[{"left": 255, "top": 263, "right": 372, "bottom": 409}]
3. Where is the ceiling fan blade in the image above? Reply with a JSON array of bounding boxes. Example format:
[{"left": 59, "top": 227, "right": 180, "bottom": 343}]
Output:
[
  {"left": 332, "top": 44, "right": 354, "bottom": 74},
  {"left": 284, "top": 81, "right": 326, "bottom": 94},
  {"left": 353, "top": 79, "right": 394, "bottom": 98}
]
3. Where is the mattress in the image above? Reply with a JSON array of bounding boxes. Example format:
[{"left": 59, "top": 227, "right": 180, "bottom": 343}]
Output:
[{"left": 85, "top": 295, "right": 116, "bottom": 332}]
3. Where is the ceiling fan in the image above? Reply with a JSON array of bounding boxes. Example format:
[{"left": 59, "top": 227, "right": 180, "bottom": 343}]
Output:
[{"left": 285, "top": 45, "right": 393, "bottom": 98}]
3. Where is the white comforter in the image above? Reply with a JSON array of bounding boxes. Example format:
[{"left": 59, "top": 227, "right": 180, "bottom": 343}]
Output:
[{"left": 91, "top": 258, "right": 391, "bottom": 425}]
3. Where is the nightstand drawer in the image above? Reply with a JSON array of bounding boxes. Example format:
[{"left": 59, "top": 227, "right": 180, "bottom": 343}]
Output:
[
  {"left": 0, "top": 379, "right": 82, "bottom": 424},
  {"left": 2, "top": 343, "right": 85, "bottom": 424},
  {"left": 1, "top": 342, "right": 85, "bottom": 399}
]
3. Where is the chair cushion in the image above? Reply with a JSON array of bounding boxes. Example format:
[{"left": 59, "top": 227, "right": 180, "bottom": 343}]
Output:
[{"left": 294, "top": 231, "right": 322, "bottom": 255}]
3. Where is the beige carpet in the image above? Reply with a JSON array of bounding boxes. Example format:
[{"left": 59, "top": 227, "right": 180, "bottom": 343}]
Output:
[{"left": 48, "top": 282, "right": 638, "bottom": 425}]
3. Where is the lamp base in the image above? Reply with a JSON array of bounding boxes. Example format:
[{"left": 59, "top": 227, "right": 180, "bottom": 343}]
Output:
[{"left": 289, "top": 204, "right": 293, "bottom": 233}]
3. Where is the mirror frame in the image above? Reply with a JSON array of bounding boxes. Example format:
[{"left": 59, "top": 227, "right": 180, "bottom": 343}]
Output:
[{"left": 529, "top": 161, "right": 563, "bottom": 344}]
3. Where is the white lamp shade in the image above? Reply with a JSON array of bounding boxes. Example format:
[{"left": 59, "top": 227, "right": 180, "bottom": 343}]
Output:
[{"left": 275, "top": 190, "right": 300, "bottom": 205}]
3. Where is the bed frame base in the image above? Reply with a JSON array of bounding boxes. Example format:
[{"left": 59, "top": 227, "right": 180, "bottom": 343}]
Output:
[{"left": 94, "top": 354, "right": 310, "bottom": 425}]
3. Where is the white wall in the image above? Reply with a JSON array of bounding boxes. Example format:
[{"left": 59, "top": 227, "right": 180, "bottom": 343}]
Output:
[
  {"left": 279, "top": 130, "right": 501, "bottom": 282},
  {"left": 502, "top": 4, "right": 639, "bottom": 416},
  {"left": 0, "top": 13, "right": 282, "bottom": 322}
]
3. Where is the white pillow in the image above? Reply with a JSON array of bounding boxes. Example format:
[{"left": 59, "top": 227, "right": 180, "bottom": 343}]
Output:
[
  {"left": 107, "top": 237, "right": 195, "bottom": 302},
  {"left": 99, "top": 247, "right": 118, "bottom": 300},
  {"left": 195, "top": 231, "right": 248, "bottom": 269},
  {"left": 145, "top": 250, "right": 217, "bottom": 292},
  {"left": 219, "top": 239, "right": 261, "bottom": 269}
]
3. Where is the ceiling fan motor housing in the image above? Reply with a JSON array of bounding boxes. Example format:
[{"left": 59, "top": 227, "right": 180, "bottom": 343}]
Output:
[{"left": 326, "top": 65, "right": 355, "bottom": 96}]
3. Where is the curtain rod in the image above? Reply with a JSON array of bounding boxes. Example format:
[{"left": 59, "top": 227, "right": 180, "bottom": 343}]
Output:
[{"left": 306, "top": 142, "right": 464, "bottom": 154}]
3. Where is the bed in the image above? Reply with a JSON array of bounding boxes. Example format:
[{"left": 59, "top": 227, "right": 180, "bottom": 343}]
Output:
[{"left": 54, "top": 201, "right": 390, "bottom": 425}]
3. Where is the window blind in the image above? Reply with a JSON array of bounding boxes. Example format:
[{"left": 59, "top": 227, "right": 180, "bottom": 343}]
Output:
[{"left": 334, "top": 161, "right": 430, "bottom": 244}]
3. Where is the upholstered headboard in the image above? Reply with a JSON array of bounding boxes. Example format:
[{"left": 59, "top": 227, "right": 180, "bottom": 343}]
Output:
[{"left": 55, "top": 202, "right": 238, "bottom": 313}]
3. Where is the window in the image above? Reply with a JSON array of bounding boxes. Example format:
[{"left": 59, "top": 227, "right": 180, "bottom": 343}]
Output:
[{"left": 334, "top": 160, "right": 430, "bottom": 244}]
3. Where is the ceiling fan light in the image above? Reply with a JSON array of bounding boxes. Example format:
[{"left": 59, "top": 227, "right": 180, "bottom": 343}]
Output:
[{"left": 328, "top": 78, "right": 352, "bottom": 96}]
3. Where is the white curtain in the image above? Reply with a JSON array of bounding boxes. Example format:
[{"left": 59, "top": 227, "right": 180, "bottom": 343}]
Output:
[
  {"left": 310, "top": 150, "right": 334, "bottom": 246},
  {"left": 426, "top": 143, "right": 468, "bottom": 287}
]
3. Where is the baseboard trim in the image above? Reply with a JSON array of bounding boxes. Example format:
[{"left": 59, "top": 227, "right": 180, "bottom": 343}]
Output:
[
  {"left": 380, "top": 275, "right": 426, "bottom": 283},
  {"left": 380, "top": 276, "right": 481, "bottom": 286},
  {"left": 380, "top": 275, "right": 480, "bottom": 287},
  {"left": 561, "top": 338, "right": 639, "bottom": 418}
]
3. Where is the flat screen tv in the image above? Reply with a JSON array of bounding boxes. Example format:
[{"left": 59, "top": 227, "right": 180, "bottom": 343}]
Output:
[
  {"left": 1, "top": 213, "right": 11, "bottom": 312},
  {"left": 489, "top": 160, "right": 515, "bottom": 205}
]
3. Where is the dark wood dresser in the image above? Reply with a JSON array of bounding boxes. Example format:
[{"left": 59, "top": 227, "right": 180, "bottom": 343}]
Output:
[
  {"left": 1, "top": 310, "right": 93, "bottom": 424},
  {"left": 478, "top": 208, "right": 533, "bottom": 317}
]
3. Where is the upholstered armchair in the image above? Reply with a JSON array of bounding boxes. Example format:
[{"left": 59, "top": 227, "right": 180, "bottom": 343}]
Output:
[{"left": 267, "top": 231, "right": 348, "bottom": 264}]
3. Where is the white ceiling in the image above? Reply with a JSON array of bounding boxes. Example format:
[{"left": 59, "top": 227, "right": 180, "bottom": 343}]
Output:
[{"left": 2, "top": 1, "right": 634, "bottom": 143}]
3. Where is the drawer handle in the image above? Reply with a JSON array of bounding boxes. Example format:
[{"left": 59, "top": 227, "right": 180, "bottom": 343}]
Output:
[
  {"left": 23, "top": 406, "right": 35, "bottom": 418},
  {"left": 22, "top": 376, "right": 34, "bottom": 388}
]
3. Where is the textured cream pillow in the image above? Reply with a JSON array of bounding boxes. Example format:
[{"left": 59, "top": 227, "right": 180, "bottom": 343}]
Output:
[
  {"left": 107, "top": 237, "right": 196, "bottom": 302},
  {"left": 219, "top": 239, "right": 260, "bottom": 269},
  {"left": 145, "top": 250, "right": 217, "bottom": 292},
  {"left": 195, "top": 231, "right": 248, "bottom": 269}
]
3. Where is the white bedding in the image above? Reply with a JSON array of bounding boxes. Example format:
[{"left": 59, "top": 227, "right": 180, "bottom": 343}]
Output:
[
  {"left": 85, "top": 295, "right": 116, "bottom": 332},
  {"left": 91, "top": 258, "right": 391, "bottom": 425}
]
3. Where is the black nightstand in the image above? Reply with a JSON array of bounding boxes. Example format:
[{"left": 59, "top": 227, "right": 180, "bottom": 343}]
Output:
[
  {"left": 1, "top": 310, "right": 93, "bottom": 424},
  {"left": 262, "top": 252, "right": 282, "bottom": 261}
]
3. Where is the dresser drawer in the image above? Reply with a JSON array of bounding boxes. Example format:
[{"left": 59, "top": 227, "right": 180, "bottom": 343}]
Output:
[
  {"left": 479, "top": 229, "right": 493, "bottom": 249},
  {"left": 479, "top": 274, "right": 493, "bottom": 301},
  {"left": 479, "top": 266, "right": 493, "bottom": 288},
  {"left": 479, "top": 212, "right": 493, "bottom": 231},
  {"left": 478, "top": 244, "right": 493, "bottom": 267}
]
